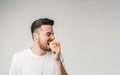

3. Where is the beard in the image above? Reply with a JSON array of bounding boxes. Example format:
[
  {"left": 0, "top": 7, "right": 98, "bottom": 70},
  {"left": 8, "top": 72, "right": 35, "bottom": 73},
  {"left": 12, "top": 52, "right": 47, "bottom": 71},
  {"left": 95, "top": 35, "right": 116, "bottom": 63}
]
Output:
[{"left": 38, "top": 40, "right": 51, "bottom": 51}]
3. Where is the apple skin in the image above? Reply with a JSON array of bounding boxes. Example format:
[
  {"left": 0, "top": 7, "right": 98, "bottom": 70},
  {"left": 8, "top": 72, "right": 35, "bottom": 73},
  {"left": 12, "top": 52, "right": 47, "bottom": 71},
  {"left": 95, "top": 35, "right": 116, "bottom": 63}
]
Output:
[{"left": 49, "top": 41, "right": 57, "bottom": 48}]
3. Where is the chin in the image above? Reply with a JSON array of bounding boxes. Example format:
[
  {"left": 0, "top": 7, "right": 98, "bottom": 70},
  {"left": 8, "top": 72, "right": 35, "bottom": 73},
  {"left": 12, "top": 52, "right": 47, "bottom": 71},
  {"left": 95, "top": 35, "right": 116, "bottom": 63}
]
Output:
[
  {"left": 44, "top": 49, "right": 51, "bottom": 52},
  {"left": 44, "top": 47, "right": 51, "bottom": 51},
  {"left": 47, "top": 48, "right": 51, "bottom": 51}
]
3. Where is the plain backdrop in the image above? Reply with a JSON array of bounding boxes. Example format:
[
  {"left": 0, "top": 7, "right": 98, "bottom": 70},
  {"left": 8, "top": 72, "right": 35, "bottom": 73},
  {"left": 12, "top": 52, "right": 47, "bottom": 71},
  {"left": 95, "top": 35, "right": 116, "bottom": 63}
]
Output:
[{"left": 0, "top": 0, "right": 120, "bottom": 75}]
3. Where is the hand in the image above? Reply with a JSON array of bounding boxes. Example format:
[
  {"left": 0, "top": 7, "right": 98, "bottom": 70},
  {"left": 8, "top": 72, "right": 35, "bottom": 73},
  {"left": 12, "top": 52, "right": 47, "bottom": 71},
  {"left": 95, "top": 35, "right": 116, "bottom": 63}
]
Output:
[{"left": 49, "top": 41, "right": 61, "bottom": 61}]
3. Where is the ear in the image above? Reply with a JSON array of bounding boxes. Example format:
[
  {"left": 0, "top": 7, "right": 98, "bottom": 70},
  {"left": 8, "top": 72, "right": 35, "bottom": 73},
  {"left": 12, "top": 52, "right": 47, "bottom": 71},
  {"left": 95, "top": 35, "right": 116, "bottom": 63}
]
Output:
[{"left": 33, "top": 33, "right": 39, "bottom": 41}]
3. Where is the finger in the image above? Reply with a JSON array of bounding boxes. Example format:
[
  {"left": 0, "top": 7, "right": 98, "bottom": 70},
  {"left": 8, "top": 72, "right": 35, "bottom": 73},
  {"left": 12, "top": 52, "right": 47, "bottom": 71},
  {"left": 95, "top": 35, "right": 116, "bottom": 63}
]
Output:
[{"left": 57, "top": 42, "right": 60, "bottom": 47}]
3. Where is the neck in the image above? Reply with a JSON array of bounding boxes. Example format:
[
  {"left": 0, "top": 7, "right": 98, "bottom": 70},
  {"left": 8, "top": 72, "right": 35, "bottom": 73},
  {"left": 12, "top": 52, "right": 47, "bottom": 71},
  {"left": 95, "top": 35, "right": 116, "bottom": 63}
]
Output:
[{"left": 31, "top": 43, "right": 47, "bottom": 56}]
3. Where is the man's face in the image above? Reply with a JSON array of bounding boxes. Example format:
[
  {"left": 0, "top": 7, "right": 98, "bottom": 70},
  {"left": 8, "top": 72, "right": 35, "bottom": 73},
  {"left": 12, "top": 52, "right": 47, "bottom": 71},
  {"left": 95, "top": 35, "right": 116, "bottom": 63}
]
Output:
[{"left": 37, "top": 25, "right": 55, "bottom": 51}]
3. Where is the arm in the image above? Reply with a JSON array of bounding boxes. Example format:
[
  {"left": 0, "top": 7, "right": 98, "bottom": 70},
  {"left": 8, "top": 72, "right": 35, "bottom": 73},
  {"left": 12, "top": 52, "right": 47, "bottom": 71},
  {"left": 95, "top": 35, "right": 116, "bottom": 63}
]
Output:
[
  {"left": 50, "top": 41, "right": 68, "bottom": 75},
  {"left": 55, "top": 59, "right": 68, "bottom": 75}
]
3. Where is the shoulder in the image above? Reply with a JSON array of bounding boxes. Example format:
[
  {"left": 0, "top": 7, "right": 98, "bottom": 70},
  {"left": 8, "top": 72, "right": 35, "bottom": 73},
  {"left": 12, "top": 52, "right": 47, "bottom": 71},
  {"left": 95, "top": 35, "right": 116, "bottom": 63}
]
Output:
[
  {"left": 12, "top": 49, "right": 29, "bottom": 62},
  {"left": 15, "top": 49, "right": 28, "bottom": 57}
]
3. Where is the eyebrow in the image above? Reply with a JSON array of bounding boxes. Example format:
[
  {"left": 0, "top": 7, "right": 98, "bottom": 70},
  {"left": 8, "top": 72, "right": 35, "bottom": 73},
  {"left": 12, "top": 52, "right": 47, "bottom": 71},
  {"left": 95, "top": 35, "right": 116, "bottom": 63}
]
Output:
[{"left": 46, "top": 32, "right": 54, "bottom": 35}]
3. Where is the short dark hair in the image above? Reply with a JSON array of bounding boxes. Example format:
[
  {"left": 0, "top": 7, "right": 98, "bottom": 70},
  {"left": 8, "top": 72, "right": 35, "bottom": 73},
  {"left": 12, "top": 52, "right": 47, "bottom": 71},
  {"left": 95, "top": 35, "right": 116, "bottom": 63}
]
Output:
[{"left": 31, "top": 18, "right": 54, "bottom": 34}]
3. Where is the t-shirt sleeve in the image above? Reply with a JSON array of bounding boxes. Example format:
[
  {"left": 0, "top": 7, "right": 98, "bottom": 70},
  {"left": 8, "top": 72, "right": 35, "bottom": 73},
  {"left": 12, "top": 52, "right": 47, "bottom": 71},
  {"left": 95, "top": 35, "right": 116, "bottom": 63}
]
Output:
[{"left": 9, "top": 54, "right": 21, "bottom": 75}]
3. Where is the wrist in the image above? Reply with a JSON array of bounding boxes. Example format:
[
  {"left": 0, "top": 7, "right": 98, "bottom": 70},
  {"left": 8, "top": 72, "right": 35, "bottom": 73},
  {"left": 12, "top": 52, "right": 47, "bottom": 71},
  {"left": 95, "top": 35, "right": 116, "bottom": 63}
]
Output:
[
  {"left": 55, "top": 56, "right": 60, "bottom": 61},
  {"left": 55, "top": 59, "right": 62, "bottom": 66}
]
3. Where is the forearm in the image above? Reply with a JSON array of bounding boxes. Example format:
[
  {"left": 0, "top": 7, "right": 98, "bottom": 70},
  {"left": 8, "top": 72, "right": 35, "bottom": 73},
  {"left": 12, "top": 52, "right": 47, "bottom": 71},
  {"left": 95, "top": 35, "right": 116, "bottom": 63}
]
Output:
[{"left": 55, "top": 60, "right": 68, "bottom": 75}]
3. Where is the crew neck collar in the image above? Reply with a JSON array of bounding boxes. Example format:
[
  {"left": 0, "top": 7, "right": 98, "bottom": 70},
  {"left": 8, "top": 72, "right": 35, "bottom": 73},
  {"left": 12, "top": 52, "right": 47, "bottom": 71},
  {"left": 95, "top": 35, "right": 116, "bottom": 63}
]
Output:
[{"left": 28, "top": 48, "right": 48, "bottom": 58}]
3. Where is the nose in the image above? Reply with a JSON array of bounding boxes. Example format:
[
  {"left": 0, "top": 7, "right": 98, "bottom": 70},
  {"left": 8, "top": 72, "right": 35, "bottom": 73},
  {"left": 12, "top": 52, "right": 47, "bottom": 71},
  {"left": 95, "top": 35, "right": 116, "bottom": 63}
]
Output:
[{"left": 51, "top": 34, "right": 55, "bottom": 40}]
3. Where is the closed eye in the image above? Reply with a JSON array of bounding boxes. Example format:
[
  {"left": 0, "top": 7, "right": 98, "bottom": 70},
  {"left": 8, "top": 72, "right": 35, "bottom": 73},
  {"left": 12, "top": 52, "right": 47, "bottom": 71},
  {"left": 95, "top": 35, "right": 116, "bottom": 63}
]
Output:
[
  {"left": 46, "top": 32, "right": 54, "bottom": 36},
  {"left": 47, "top": 32, "right": 51, "bottom": 36}
]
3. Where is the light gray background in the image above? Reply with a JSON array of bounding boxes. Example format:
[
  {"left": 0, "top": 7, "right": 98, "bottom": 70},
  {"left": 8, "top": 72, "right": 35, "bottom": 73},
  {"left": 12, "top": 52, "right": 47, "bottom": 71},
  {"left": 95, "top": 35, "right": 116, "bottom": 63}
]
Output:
[{"left": 0, "top": 0, "right": 120, "bottom": 75}]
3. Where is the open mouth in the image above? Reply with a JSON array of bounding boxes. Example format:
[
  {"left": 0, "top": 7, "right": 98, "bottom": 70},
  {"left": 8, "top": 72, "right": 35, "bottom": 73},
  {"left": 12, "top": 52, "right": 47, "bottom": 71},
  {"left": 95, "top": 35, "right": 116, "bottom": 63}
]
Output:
[
  {"left": 47, "top": 42, "right": 51, "bottom": 46},
  {"left": 47, "top": 43, "right": 49, "bottom": 46}
]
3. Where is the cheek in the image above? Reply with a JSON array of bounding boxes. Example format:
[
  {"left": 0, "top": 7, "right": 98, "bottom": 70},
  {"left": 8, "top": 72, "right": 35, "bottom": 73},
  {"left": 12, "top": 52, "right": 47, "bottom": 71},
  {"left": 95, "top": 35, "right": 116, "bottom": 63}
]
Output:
[
  {"left": 41, "top": 38, "right": 49, "bottom": 43},
  {"left": 39, "top": 36, "right": 44, "bottom": 42},
  {"left": 40, "top": 35, "right": 50, "bottom": 43}
]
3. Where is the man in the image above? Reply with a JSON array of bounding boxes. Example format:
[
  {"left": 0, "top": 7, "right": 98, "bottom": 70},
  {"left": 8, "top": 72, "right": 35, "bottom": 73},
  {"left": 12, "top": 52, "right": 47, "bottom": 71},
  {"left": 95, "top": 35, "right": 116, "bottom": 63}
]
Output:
[{"left": 9, "top": 18, "right": 68, "bottom": 75}]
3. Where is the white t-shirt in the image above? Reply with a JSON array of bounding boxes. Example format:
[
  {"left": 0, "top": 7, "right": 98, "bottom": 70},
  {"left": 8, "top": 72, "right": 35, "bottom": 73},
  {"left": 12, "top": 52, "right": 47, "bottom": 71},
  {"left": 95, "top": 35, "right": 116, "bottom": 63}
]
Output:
[{"left": 9, "top": 48, "right": 66, "bottom": 75}]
